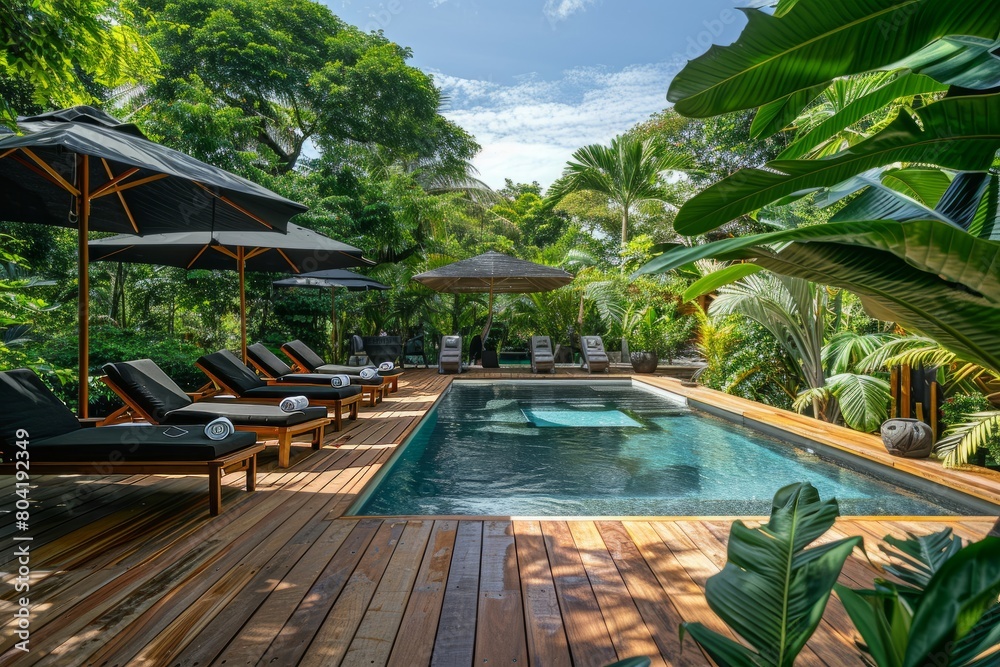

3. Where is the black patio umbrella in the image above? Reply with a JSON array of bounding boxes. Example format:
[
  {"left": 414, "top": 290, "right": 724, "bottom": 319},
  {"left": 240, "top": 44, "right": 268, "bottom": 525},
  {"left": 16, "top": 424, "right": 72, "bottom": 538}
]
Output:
[
  {"left": 273, "top": 270, "right": 390, "bottom": 363},
  {"left": 90, "top": 224, "right": 372, "bottom": 362},
  {"left": 0, "top": 106, "right": 307, "bottom": 415},
  {"left": 412, "top": 251, "right": 573, "bottom": 341}
]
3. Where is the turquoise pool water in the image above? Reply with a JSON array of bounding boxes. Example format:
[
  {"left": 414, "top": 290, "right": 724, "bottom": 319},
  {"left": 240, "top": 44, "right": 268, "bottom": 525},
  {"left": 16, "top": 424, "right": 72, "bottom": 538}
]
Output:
[{"left": 353, "top": 382, "right": 975, "bottom": 517}]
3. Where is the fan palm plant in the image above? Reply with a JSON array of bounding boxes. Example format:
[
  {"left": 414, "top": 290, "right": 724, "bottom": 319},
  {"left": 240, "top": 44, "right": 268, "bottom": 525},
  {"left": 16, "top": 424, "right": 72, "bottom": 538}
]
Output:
[{"left": 546, "top": 134, "right": 692, "bottom": 251}]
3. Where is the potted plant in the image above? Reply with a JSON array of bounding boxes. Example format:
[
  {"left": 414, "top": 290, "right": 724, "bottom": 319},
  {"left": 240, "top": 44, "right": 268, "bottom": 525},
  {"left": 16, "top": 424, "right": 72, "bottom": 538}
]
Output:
[{"left": 626, "top": 307, "right": 663, "bottom": 373}]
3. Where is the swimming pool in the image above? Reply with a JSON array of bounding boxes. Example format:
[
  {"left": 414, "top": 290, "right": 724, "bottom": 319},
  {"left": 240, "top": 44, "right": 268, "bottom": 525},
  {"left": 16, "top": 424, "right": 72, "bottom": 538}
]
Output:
[{"left": 351, "top": 381, "right": 987, "bottom": 517}]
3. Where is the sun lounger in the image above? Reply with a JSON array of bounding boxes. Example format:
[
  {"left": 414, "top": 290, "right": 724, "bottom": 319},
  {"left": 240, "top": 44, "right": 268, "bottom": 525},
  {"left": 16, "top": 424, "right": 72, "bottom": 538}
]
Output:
[
  {"left": 0, "top": 368, "right": 263, "bottom": 515},
  {"left": 247, "top": 343, "right": 387, "bottom": 407},
  {"left": 580, "top": 336, "right": 610, "bottom": 373},
  {"left": 101, "top": 359, "right": 330, "bottom": 468},
  {"left": 439, "top": 335, "right": 463, "bottom": 374},
  {"left": 530, "top": 336, "right": 556, "bottom": 374},
  {"left": 196, "top": 350, "right": 363, "bottom": 431},
  {"left": 281, "top": 339, "right": 404, "bottom": 392}
]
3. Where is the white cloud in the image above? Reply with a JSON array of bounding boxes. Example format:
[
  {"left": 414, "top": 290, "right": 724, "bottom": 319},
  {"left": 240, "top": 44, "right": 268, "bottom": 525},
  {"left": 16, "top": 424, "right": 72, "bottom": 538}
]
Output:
[
  {"left": 434, "top": 63, "right": 676, "bottom": 189},
  {"left": 543, "top": 0, "right": 598, "bottom": 23}
]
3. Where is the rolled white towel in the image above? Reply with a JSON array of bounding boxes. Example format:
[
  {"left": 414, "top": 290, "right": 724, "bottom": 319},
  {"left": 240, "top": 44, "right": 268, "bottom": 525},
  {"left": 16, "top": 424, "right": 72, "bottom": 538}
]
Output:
[
  {"left": 378, "top": 361, "right": 394, "bottom": 372},
  {"left": 204, "top": 417, "right": 235, "bottom": 441},
  {"left": 329, "top": 374, "right": 352, "bottom": 388},
  {"left": 359, "top": 367, "right": 378, "bottom": 380},
  {"left": 279, "top": 395, "right": 309, "bottom": 412}
]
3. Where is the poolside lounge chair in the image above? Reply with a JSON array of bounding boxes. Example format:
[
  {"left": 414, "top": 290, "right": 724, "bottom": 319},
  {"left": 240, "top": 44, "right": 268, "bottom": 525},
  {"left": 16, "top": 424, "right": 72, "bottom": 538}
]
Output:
[
  {"left": 281, "top": 339, "right": 404, "bottom": 392},
  {"left": 439, "top": 335, "right": 463, "bottom": 374},
  {"left": 101, "top": 359, "right": 330, "bottom": 468},
  {"left": 530, "top": 336, "right": 556, "bottom": 374},
  {"left": 197, "top": 350, "right": 363, "bottom": 431},
  {"left": 0, "top": 368, "right": 263, "bottom": 515},
  {"left": 247, "top": 343, "right": 387, "bottom": 407},
  {"left": 580, "top": 336, "right": 610, "bottom": 373}
]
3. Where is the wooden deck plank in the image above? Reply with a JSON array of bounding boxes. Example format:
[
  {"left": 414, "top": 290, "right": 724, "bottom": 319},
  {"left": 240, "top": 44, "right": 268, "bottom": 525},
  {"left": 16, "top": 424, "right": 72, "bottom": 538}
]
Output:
[
  {"left": 567, "top": 521, "right": 667, "bottom": 667},
  {"left": 386, "top": 520, "right": 458, "bottom": 667},
  {"left": 473, "top": 520, "right": 528, "bottom": 667},
  {"left": 541, "top": 521, "right": 620, "bottom": 667},
  {"left": 430, "top": 520, "right": 482, "bottom": 667},
  {"left": 341, "top": 520, "right": 434, "bottom": 667},
  {"left": 512, "top": 520, "right": 572, "bottom": 667}
]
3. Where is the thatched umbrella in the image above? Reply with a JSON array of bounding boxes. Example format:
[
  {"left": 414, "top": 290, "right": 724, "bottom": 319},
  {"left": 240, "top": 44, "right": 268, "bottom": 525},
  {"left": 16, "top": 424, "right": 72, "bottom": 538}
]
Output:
[
  {"left": 273, "top": 270, "right": 389, "bottom": 362},
  {"left": 412, "top": 251, "right": 573, "bottom": 342}
]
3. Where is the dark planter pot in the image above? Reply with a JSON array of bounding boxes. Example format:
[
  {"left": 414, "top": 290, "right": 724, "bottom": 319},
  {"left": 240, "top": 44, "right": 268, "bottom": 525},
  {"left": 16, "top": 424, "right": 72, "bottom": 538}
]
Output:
[{"left": 629, "top": 351, "right": 659, "bottom": 374}]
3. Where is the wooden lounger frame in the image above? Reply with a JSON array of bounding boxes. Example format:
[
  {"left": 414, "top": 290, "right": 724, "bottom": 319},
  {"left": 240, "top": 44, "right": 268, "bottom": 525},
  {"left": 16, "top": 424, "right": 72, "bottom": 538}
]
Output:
[
  {"left": 195, "top": 361, "right": 361, "bottom": 432},
  {"left": 245, "top": 355, "right": 387, "bottom": 408},
  {"left": 99, "top": 375, "right": 330, "bottom": 469},
  {"left": 0, "top": 444, "right": 264, "bottom": 516},
  {"left": 281, "top": 346, "right": 400, "bottom": 393}
]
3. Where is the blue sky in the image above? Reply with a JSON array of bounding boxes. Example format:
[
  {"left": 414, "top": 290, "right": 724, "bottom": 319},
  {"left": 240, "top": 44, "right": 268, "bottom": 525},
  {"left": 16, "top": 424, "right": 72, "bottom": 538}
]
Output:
[{"left": 323, "top": 1, "right": 748, "bottom": 188}]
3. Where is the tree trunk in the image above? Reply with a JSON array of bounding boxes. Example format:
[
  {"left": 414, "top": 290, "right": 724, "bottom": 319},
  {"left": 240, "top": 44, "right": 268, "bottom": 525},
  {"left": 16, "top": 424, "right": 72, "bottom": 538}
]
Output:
[{"left": 621, "top": 208, "right": 629, "bottom": 250}]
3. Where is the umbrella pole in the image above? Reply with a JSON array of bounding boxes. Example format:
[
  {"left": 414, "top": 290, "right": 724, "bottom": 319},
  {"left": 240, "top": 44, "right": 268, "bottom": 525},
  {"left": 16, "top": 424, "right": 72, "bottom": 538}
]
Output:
[
  {"left": 239, "top": 247, "right": 247, "bottom": 362},
  {"left": 481, "top": 283, "right": 494, "bottom": 343},
  {"left": 331, "top": 287, "right": 338, "bottom": 364},
  {"left": 78, "top": 155, "right": 90, "bottom": 418}
]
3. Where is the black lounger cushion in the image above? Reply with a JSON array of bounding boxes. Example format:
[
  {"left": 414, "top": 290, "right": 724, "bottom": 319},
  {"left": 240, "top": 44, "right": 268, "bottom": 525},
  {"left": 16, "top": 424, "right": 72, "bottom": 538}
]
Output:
[
  {"left": 282, "top": 340, "right": 327, "bottom": 372},
  {"left": 199, "top": 350, "right": 267, "bottom": 394},
  {"left": 29, "top": 426, "right": 257, "bottom": 462},
  {"left": 162, "top": 403, "right": 328, "bottom": 427},
  {"left": 247, "top": 343, "right": 294, "bottom": 378},
  {"left": 103, "top": 360, "right": 194, "bottom": 422},
  {"left": 0, "top": 369, "right": 82, "bottom": 452},
  {"left": 239, "top": 385, "right": 362, "bottom": 401}
]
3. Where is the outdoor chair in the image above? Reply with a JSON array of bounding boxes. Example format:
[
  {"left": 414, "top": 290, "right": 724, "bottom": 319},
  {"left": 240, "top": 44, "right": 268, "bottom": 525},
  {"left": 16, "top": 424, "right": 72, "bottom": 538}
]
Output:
[
  {"left": 101, "top": 359, "right": 330, "bottom": 468},
  {"left": 403, "top": 334, "right": 429, "bottom": 368},
  {"left": 0, "top": 368, "right": 263, "bottom": 515},
  {"left": 438, "top": 335, "right": 463, "bottom": 374},
  {"left": 530, "top": 336, "right": 556, "bottom": 374},
  {"left": 348, "top": 334, "right": 369, "bottom": 366},
  {"left": 469, "top": 335, "right": 483, "bottom": 365},
  {"left": 580, "top": 336, "right": 610, "bottom": 373},
  {"left": 197, "top": 350, "right": 363, "bottom": 431},
  {"left": 281, "top": 339, "right": 404, "bottom": 392},
  {"left": 246, "top": 343, "right": 386, "bottom": 407}
]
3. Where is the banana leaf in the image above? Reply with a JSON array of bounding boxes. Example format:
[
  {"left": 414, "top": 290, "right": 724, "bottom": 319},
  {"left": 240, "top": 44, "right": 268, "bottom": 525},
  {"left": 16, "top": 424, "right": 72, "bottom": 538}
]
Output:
[
  {"left": 779, "top": 74, "right": 949, "bottom": 160},
  {"left": 673, "top": 94, "right": 1000, "bottom": 235},
  {"left": 751, "top": 84, "right": 829, "bottom": 140},
  {"left": 635, "top": 219, "right": 1000, "bottom": 373},
  {"left": 668, "top": 0, "right": 1000, "bottom": 118},
  {"left": 897, "top": 35, "right": 1000, "bottom": 90},
  {"left": 680, "top": 482, "right": 861, "bottom": 667}
]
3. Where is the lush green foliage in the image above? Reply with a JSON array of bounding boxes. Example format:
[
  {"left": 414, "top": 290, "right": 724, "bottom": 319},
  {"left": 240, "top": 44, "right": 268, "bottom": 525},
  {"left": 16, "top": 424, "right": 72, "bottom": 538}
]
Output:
[
  {"left": 686, "top": 484, "right": 1000, "bottom": 667},
  {"left": 680, "top": 482, "right": 860, "bottom": 666}
]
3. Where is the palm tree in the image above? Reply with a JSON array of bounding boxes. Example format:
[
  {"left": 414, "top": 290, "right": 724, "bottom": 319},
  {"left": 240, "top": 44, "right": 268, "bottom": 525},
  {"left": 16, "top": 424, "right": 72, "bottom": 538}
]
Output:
[{"left": 546, "top": 134, "right": 691, "bottom": 251}]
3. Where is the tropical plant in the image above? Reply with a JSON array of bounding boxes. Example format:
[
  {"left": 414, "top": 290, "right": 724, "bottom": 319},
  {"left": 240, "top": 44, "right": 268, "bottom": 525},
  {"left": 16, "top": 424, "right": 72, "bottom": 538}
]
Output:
[
  {"left": 640, "top": 0, "right": 1000, "bottom": 391},
  {"left": 835, "top": 529, "right": 1000, "bottom": 667},
  {"left": 546, "top": 133, "right": 692, "bottom": 250},
  {"left": 679, "top": 482, "right": 861, "bottom": 667},
  {"left": 934, "top": 394, "right": 1000, "bottom": 468}
]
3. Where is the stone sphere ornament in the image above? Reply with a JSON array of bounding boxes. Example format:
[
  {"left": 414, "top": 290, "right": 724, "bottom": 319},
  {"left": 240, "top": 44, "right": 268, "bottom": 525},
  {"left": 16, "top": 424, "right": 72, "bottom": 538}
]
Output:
[{"left": 880, "top": 418, "right": 934, "bottom": 458}]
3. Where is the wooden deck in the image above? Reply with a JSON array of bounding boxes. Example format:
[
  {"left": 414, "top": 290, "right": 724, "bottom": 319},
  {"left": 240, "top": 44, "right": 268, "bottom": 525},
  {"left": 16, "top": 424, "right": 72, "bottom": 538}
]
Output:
[{"left": 0, "top": 369, "right": 997, "bottom": 666}]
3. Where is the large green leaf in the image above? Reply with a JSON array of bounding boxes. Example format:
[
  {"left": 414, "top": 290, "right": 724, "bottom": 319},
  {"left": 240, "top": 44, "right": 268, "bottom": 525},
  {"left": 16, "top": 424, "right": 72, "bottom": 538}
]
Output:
[
  {"left": 682, "top": 263, "right": 765, "bottom": 302},
  {"left": 673, "top": 93, "right": 1000, "bottom": 235},
  {"left": 635, "top": 219, "right": 1000, "bottom": 373},
  {"left": 832, "top": 172, "right": 991, "bottom": 229},
  {"left": 880, "top": 168, "right": 953, "bottom": 207},
  {"left": 779, "top": 74, "right": 949, "bottom": 160},
  {"left": 903, "top": 537, "right": 1000, "bottom": 667},
  {"left": 680, "top": 483, "right": 861, "bottom": 667},
  {"left": 667, "top": 0, "right": 1000, "bottom": 118},
  {"left": 880, "top": 528, "right": 965, "bottom": 590},
  {"left": 751, "top": 83, "right": 828, "bottom": 140},
  {"left": 899, "top": 35, "right": 1000, "bottom": 90},
  {"left": 835, "top": 584, "right": 909, "bottom": 667}
]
